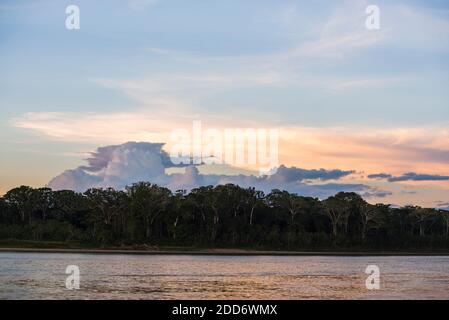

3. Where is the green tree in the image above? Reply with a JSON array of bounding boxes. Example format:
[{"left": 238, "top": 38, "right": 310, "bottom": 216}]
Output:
[
  {"left": 358, "top": 203, "right": 385, "bottom": 240},
  {"left": 126, "top": 182, "right": 171, "bottom": 242},
  {"left": 322, "top": 192, "right": 363, "bottom": 237},
  {"left": 3, "top": 186, "right": 37, "bottom": 224}
]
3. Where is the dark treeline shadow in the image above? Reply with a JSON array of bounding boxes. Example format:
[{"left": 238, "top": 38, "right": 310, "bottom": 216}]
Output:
[{"left": 1, "top": 183, "right": 449, "bottom": 251}]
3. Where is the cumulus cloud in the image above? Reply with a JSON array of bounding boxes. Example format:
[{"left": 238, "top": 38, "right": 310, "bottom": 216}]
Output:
[
  {"left": 368, "top": 172, "right": 449, "bottom": 182},
  {"left": 47, "top": 141, "right": 378, "bottom": 199},
  {"left": 49, "top": 142, "right": 172, "bottom": 191},
  {"left": 48, "top": 169, "right": 102, "bottom": 193},
  {"left": 80, "top": 142, "right": 176, "bottom": 172}
]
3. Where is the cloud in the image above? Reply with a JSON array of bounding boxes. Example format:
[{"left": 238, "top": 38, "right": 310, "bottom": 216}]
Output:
[
  {"left": 12, "top": 109, "right": 449, "bottom": 178},
  {"left": 80, "top": 142, "right": 177, "bottom": 172},
  {"left": 368, "top": 172, "right": 449, "bottom": 182},
  {"left": 367, "top": 173, "right": 393, "bottom": 180},
  {"left": 437, "top": 202, "right": 449, "bottom": 211},
  {"left": 363, "top": 189, "right": 393, "bottom": 198},
  {"left": 48, "top": 142, "right": 174, "bottom": 191},
  {"left": 281, "top": 125, "right": 449, "bottom": 176},
  {"left": 387, "top": 4, "right": 449, "bottom": 52},
  {"left": 47, "top": 169, "right": 102, "bottom": 193},
  {"left": 89, "top": 0, "right": 396, "bottom": 104},
  {"left": 130, "top": 0, "right": 449, "bottom": 95},
  {"left": 47, "top": 141, "right": 376, "bottom": 199},
  {"left": 11, "top": 109, "right": 189, "bottom": 143},
  {"left": 266, "top": 165, "right": 354, "bottom": 183},
  {"left": 388, "top": 172, "right": 449, "bottom": 182}
]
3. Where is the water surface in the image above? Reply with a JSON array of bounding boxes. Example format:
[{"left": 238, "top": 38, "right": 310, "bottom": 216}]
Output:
[{"left": 0, "top": 253, "right": 448, "bottom": 299}]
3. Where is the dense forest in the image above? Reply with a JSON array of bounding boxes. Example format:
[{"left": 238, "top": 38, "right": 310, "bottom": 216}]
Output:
[{"left": 1, "top": 183, "right": 449, "bottom": 250}]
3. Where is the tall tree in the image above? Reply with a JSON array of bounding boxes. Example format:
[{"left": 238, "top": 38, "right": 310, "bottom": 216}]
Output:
[
  {"left": 268, "top": 190, "right": 306, "bottom": 225},
  {"left": 322, "top": 192, "right": 359, "bottom": 237},
  {"left": 359, "top": 203, "right": 385, "bottom": 240},
  {"left": 126, "top": 182, "right": 171, "bottom": 241},
  {"left": 245, "top": 187, "right": 265, "bottom": 227},
  {"left": 34, "top": 187, "right": 54, "bottom": 220},
  {"left": 410, "top": 207, "right": 437, "bottom": 237},
  {"left": 3, "top": 186, "right": 37, "bottom": 224},
  {"left": 439, "top": 210, "right": 449, "bottom": 237}
]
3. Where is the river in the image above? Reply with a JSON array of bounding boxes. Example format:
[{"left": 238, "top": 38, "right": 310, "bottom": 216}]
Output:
[{"left": 1, "top": 253, "right": 448, "bottom": 299}]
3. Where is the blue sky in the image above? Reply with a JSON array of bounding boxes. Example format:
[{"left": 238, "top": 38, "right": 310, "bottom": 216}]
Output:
[
  {"left": 1, "top": 0, "right": 449, "bottom": 207},
  {"left": 1, "top": 0, "right": 449, "bottom": 120}
]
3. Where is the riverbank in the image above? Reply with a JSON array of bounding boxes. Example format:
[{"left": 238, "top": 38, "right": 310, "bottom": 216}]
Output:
[{"left": 1, "top": 241, "right": 449, "bottom": 256}]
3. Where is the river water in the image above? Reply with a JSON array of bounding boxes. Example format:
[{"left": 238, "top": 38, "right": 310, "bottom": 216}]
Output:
[{"left": 0, "top": 253, "right": 448, "bottom": 299}]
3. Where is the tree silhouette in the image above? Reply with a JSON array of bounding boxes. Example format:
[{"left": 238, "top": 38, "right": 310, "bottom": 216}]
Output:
[{"left": 0, "top": 184, "right": 448, "bottom": 250}]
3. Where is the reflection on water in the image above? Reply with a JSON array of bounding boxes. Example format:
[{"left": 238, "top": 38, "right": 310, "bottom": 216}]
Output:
[{"left": 0, "top": 253, "right": 448, "bottom": 299}]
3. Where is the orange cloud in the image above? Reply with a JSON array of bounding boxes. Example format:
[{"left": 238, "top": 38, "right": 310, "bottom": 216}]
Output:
[{"left": 279, "top": 126, "right": 449, "bottom": 177}]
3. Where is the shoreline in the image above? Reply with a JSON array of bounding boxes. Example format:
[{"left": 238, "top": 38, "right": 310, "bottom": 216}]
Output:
[{"left": 1, "top": 247, "right": 449, "bottom": 256}]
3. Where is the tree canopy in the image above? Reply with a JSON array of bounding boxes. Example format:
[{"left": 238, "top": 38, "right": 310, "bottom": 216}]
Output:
[{"left": 1, "top": 183, "right": 448, "bottom": 250}]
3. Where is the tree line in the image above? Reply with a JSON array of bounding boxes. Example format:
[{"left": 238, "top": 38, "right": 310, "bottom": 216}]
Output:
[{"left": 1, "top": 183, "right": 449, "bottom": 250}]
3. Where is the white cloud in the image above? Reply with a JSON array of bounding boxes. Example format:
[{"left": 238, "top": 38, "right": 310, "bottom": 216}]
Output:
[
  {"left": 47, "top": 141, "right": 372, "bottom": 199},
  {"left": 115, "top": 0, "right": 393, "bottom": 98},
  {"left": 11, "top": 109, "right": 187, "bottom": 143}
]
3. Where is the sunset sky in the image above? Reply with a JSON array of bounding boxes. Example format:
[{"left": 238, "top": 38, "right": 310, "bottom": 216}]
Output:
[{"left": 1, "top": 0, "right": 449, "bottom": 208}]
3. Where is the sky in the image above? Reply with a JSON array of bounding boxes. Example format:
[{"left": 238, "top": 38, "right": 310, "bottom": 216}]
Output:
[{"left": 1, "top": 0, "right": 449, "bottom": 208}]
